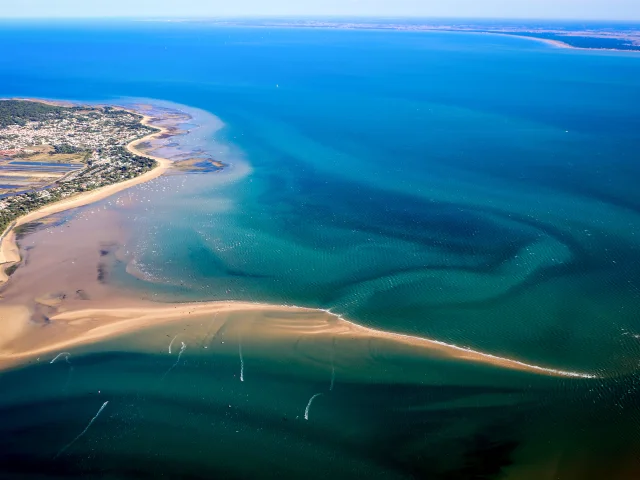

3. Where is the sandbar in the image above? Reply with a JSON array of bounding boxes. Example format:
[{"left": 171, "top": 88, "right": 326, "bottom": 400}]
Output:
[
  {"left": 487, "top": 33, "right": 572, "bottom": 49},
  {"left": 0, "top": 300, "right": 598, "bottom": 379}
]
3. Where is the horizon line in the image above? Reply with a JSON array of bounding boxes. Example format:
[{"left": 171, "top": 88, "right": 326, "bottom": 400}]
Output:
[{"left": 1, "top": 16, "right": 639, "bottom": 23}]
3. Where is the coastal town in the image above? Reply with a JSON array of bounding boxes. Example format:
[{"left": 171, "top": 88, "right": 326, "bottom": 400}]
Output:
[{"left": 0, "top": 99, "right": 158, "bottom": 235}]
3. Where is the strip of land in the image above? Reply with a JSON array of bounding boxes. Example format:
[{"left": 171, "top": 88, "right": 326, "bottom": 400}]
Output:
[
  {"left": 0, "top": 111, "right": 171, "bottom": 283},
  {"left": 202, "top": 19, "right": 640, "bottom": 52},
  {"left": 0, "top": 299, "right": 598, "bottom": 378}
]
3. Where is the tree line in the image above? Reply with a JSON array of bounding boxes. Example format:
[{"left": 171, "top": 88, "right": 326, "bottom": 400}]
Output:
[{"left": 0, "top": 100, "right": 66, "bottom": 128}]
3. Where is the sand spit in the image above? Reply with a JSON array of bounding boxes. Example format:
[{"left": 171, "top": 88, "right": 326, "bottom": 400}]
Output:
[
  {"left": 480, "top": 32, "right": 572, "bottom": 49},
  {"left": 0, "top": 301, "right": 598, "bottom": 378},
  {"left": 0, "top": 112, "right": 171, "bottom": 283}
]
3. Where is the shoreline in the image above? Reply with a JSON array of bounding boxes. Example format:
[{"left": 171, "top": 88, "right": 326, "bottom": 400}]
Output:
[
  {"left": 483, "top": 32, "right": 640, "bottom": 53},
  {"left": 444, "top": 30, "right": 637, "bottom": 52},
  {"left": 215, "top": 23, "right": 640, "bottom": 53},
  {"left": 424, "top": 29, "right": 637, "bottom": 53},
  {"left": 0, "top": 101, "right": 599, "bottom": 382},
  {"left": 478, "top": 31, "right": 573, "bottom": 50},
  {"left": 0, "top": 300, "right": 598, "bottom": 379},
  {"left": 490, "top": 31, "right": 640, "bottom": 53},
  {"left": 0, "top": 107, "right": 173, "bottom": 283}
]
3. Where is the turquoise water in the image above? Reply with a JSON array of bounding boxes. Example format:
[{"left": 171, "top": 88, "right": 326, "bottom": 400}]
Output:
[{"left": 1, "top": 21, "right": 640, "bottom": 478}]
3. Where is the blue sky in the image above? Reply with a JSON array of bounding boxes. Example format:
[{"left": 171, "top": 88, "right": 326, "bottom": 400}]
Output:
[{"left": 3, "top": 0, "right": 640, "bottom": 20}]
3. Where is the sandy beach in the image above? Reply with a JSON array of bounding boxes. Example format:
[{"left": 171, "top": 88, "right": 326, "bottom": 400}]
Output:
[
  {"left": 0, "top": 298, "right": 597, "bottom": 378},
  {"left": 0, "top": 112, "right": 172, "bottom": 283},
  {"left": 479, "top": 31, "right": 572, "bottom": 49},
  {"left": 514, "top": 36, "right": 572, "bottom": 49},
  {"left": 0, "top": 102, "right": 599, "bottom": 383}
]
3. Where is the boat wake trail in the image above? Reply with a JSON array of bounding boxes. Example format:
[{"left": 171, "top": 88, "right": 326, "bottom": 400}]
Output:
[
  {"left": 168, "top": 335, "right": 178, "bottom": 354},
  {"left": 162, "top": 342, "right": 186, "bottom": 380},
  {"left": 239, "top": 342, "right": 244, "bottom": 382},
  {"left": 304, "top": 393, "right": 323, "bottom": 421},
  {"left": 54, "top": 401, "right": 109, "bottom": 459},
  {"left": 50, "top": 352, "right": 71, "bottom": 364}
]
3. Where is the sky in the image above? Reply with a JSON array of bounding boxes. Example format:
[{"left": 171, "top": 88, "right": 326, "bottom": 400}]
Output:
[{"left": 3, "top": 0, "right": 640, "bottom": 20}]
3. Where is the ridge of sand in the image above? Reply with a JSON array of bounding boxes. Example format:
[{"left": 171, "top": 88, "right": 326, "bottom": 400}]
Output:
[{"left": 0, "top": 300, "right": 598, "bottom": 378}]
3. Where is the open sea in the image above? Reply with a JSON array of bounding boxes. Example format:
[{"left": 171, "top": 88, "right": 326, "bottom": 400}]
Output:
[{"left": 1, "top": 21, "right": 640, "bottom": 479}]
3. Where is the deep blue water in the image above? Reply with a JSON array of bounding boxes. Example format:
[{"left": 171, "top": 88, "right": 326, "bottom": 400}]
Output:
[{"left": 1, "top": 21, "right": 640, "bottom": 479}]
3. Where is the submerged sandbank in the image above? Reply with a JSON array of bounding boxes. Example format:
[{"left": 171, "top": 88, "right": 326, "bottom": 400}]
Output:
[{"left": 0, "top": 299, "right": 598, "bottom": 379}]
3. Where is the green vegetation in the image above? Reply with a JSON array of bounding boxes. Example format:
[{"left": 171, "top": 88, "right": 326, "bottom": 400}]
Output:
[
  {"left": 0, "top": 153, "right": 157, "bottom": 234},
  {"left": 0, "top": 100, "right": 160, "bottom": 236},
  {"left": 4, "top": 264, "right": 19, "bottom": 276},
  {"left": 52, "top": 144, "right": 85, "bottom": 154},
  {"left": 0, "top": 100, "right": 64, "bottom": 128}
]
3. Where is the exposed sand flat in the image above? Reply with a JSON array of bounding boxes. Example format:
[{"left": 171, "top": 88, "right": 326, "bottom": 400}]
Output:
[
  {"left": 0, "top": 113, "right": 171, "bottom": 282},
  {"left": 482, "top": 32, "right": 572, "bottom": 49},
  {"left": 0, "top": 302, "right": 306, "bottom": 368},
  {"left": 0, "top": 305, "right": 31, "bottom": 350},
  {"left": 0, "top": 229, "right": 19, "bottom": 268},
  {"left": 0, "top": 300, "right": 597, "bottom": 378}
]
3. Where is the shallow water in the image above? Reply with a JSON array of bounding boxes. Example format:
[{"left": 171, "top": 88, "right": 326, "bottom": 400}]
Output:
[
  {"left": 0, "top": 316, "right": 637, "bottom": 479},
  {"left": 1, "top": 22, "right": 640, "bottom": 478}
]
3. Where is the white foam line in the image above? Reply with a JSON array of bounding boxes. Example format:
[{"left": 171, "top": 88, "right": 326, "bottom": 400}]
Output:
[
  {"left": 285, "top": 303, "right": 597, "bottom": 378},
  {"left": 50, "top": 352, "right": 71, "bottom": 364},
  {"left": 68, "top": 300, "right": 596, "bottom": 379},
  {"left": 304, "top": 393, "right": 323, "bottom": 420},
  {"left": 325, "top": 311, "right": 597, "bottom": 379},
  {"left": 168, "top": 335, "right": 178, "bottom": 354},
  {"left": 296, "top": 306, "right": 596, "bottom": 379},
  {"left": 162, "top": 342, "right": 186, "bottom": 380},
  {"left": 54, "top": 401, "right": 109, "bottom": 459},
  {"left": 239, "top": 342, "right": 244, "bottom": 382}
]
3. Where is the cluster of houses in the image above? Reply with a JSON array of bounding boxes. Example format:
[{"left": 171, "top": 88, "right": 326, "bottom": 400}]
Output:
[
  {"left": 0, "top": 108, "right": 151, "bottom": 153},
  {"left": 0, "top": 106, "right": 157, "bottom": 232}
]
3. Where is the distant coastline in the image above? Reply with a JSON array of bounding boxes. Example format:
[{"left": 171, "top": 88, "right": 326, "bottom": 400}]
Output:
[
  {"left": 479, "top": 31, "right": 573, "bottom": 50},
  {"left": 192, "top": 18, "right": 640, "bottom": 52},
  {"left": 489, "top": 31, "right": 639, "bottom": 52}
]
